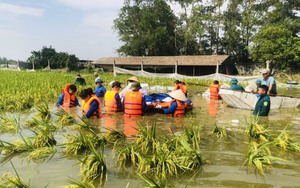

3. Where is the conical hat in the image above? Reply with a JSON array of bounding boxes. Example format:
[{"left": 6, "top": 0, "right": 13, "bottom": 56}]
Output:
[
  {"left": 126, "top": 76, "right": 138, "bottom": 83},
  {"left": 168, "top": 90, "right": 188, "bottom": 101}
]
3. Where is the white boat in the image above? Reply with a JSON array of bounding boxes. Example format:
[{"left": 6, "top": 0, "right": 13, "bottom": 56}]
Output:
[{"left": 218, "top": 89, "right": 300, "bottom": 110}]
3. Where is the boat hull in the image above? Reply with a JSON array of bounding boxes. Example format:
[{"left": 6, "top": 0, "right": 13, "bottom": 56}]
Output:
[{"left": 218, "top": 89, "right": 300, "bottom": 110}]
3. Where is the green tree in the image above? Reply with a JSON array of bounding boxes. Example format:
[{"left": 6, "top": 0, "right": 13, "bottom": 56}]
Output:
[
  {"left": 113, "top": 0, "right": 178, "bottom": 56},
  {"left": 251, "top": 25, "right": 300, "bottom": 71}
]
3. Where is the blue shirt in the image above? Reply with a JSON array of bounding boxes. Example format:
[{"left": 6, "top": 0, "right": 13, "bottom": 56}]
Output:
[
  {"left": 229, "top": 84, "right": 245, "bottom": 91},
  {"left": 95, "top": 85, "right": 106, "bottom": 98},
  {"left": 261, "top": 76, "right": 277, "bottom": 95},
  {"left": 163, "top": 101, "right": 177, "bottom": 115},
  {"left": 56, "top": 93, "right": 80, "bottom": 107},
  {"left": 85, "top": 100, "right": 99, "bottom": 118},
  {"left": 115, "top": 93, "right": 123, "bottom": 111}
]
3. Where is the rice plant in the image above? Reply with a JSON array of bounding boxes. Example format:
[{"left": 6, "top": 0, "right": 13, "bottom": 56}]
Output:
[
  {"left": 0, "top": 115, "right": 21, "bottom": 134},
  {"left": 246, "top": 118, "right": 269, "bottom": 142},
  {"left": 243, "top": 141, "right": 282, "bottom": 176},
  {"left": 182, "top": 125, "right": 202, "bottom": 150},
  {"left": 114, "top": 142, "right": 139, "bottom": 169},
  {"left": 209, "top": 123, "right": 227, "bottom": 139},
  {"left": 28, "top": 147, "right": 56, "bottom": 163},
  {"left": 80, "top": 143, "right": 107, "bottom": 186},
  {"left": 105, "top": 127, "right": 127, "bottom": 149},
  {"left": 135, "top": 121, "right": 158, "bottom": 154},
  {"left": 63, "top": 132, "right": 105, "bottom": 157},
  {"left": 137, "top": 173, "right": 173, "bottom": 188},
  {"left": 55, "top": 109, "right": 77, "bottom": 126},
  {"left": 0, "top": 161, "right": 30, "bottom": 188},
  {"left": 272, "top": 127, "right": 300, "bottom": 152},
  {"left": 32, "top": 126, "right": 57, "bottom": 148},
  {"left": 35, "top": 100, "right": 51, "bottom": 121}
]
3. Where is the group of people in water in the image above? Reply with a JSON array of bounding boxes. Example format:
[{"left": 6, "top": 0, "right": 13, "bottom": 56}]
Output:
[
  {"left": 56, "top": 74, "right": 191, "bottom": 119},
  {"left": 209, "top": 68, "right": 277, "bottom": 116}
]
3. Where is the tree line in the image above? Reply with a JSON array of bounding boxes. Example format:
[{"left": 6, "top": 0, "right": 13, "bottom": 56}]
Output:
[{"left": 113, "top": 0, "right": 300, "bottom": 72}]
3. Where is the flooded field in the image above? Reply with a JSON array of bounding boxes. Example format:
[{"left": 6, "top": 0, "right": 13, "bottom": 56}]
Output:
[{"left": 1, "top": 86, "right": 300, "bottom": 188}]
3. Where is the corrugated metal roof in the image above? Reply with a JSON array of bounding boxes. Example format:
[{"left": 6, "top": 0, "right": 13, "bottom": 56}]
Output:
[{"left": 92, "top": 55, "right": 229, "bottom": 66}]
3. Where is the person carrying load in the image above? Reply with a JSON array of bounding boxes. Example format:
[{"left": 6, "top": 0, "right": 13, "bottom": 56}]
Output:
[{"left": 155, "top": 90, "right": 187, "bottom": 118}]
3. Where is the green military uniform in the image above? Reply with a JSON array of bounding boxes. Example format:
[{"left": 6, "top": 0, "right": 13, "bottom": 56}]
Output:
[
  {"left": 253, "top": 94, "right": 270, "bottom": 116},
  {"left": 229, "top": 84, "right": 245, "bottom": 91}
]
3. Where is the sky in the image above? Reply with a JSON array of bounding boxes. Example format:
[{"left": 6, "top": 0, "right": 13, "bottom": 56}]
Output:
[{"left": 0, "top": 0, "right": 125, "bottom": 61}]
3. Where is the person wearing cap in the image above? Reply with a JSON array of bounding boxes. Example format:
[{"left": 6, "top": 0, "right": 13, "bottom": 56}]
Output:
[
  {"left": 123, "top": 82, "right": 147, "bottom": 118},
  {"left": 94, "top": 72, "right": 100, "bottom": 83},
  {"left": 74, "top": 74, "right": 86, "bottom": 86},
  {"left": 209, "top": 80, "right": 221, "bottom": 99},
  {"left": 157, "top": 90, "right": 187, "bottom": 117},
  {"left": 126, "top": 76, "right": 139, "bottom": 85},
  {"left": 95, "top": 78, "right": 106, "bottom": 98},
  {"left": 261, "top": 69, "right": 277, "bottom": 96},
  {"left": 253, "top": 85, "right": 271, "bottom": 116},
  {"left": 245, "top": 79, "right": 262, "bottom": 94},
  {"left": 229, "top": 78, "right": 245, "bottom": 91},
  {"left": 79, "top": 88, "right": 102, "bottom": 119},
  {"left": 104, "top": 81, "right": 123, "bottom": 113},
  {"left": 174, "top": 80, "right": 188, "bottom": 97},
  {"left": 56, "top": 84, "right": 80, "bottom": 108}
]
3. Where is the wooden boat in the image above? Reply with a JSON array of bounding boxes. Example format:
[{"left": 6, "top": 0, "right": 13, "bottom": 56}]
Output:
[{"left": 218, "top": 89, "right": 300, "bottom": 110}]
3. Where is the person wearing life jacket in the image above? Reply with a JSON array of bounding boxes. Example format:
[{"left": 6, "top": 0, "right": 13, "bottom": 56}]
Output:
[
  {"left": 209, "top": 80, "right": 221, "bottom": 99},
  {"left": 123, "top": 82, "right": 147, "bottom": 118},
  {"left": 174, "top": 80, "right": 188, "bottom": 97},
  {"left": 56, "top": 84, "right": 80, "bottom": 108},
  {"left": 79, "top": 88, "right": 102, "bottom": 119},
  {"left": 156, "top": 90, "right": 187, "bottom": 118},
  {"left": 104, "top": 81, "right": 123, "bottom": 114}
]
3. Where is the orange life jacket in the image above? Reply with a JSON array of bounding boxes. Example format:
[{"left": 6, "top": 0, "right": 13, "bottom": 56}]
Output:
[
  {"left": 82, "top": 96, "right": 102, "bottom": 119},
  {"left": 175, "top": 83, "right": 187, "bottom": 95},
  {"left": 62, "top": 84, "right": 77, "bottom": 107},
  {"left": 168, "top": 99, "right": 185, "bottom": 118},
  {"left": 104, "top": 90, "right": 119, "bottom": 114},
  {"left": 124, "top": 91, "right": 143, "bottom": 118},
  {"left": 209, "top": 84, "right": 220, "bottom": 99}
]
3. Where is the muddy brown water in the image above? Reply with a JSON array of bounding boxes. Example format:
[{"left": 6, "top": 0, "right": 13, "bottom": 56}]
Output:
[{"left": 0, "top": 88, "right": 300, "bottom": 188}]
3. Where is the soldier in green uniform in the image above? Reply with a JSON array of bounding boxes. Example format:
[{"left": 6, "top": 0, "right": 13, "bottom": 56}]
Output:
[
  {"left": 229, "top": 78, "right": 245, "bottom": 91},
  {"left": 253, "top": 85, "right": 271, "bottom": 116}
]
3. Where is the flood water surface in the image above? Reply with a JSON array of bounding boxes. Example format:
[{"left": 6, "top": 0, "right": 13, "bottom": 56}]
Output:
[{"left": 1, "top": 93, "right": 300, "bottom": 188}]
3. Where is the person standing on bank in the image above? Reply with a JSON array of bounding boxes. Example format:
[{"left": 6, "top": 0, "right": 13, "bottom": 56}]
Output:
[
  {"left": 104, "top": 81, "right": 123, "bottom": 113},
  {"left": 229, "top": 78, "right": 245, "bottom": 91},
  {"left": 253, "top": 85, "right": 271, "bottom": 116},
  {"left": 261, "top": 69, "right": 277, "bottom": 96}
]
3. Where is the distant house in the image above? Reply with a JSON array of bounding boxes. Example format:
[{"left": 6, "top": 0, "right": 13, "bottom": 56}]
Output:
[{"left": 91, "top": 55, "right": 237, "bottom": 76}]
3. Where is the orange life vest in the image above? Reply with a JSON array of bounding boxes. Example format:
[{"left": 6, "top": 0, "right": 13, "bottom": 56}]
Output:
[
  {"left": 175, "top": 83, "right": 187, "bottom": 95},
  {"left": 209, "top": 84, "right": 220, "bottom": 99},
  {"left": 168, "top": 99, "right": 185, "bottom": 118},
  {"left": 104, "top": 90, "right": 119, "bottom": 114},
  {"left": 124, "top": 91, "right": 143, "bottom": 118},
  {"left": 62, "top": 84, "right": 77, "bottom": 107},
  {"left": 82, "top": 96, "right": 102, "bottom": 119}
]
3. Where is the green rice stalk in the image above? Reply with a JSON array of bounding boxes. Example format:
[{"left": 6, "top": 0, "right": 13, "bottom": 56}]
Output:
[
  {"left": 31, "top": 126, "right": 57, "bottom": 148},
  {"left": 246, "top": 118, "right": 269, "bottom": 142},
  {"left": 80, "top": 142, "right": 107, "bottom": 186},
  {"left": 115, "top": 143, "right": 139, "bottom": 169},
  {"left": 28, "top": 147, "right": 56, "bottom": 163},
  {"left": 104, "top": 127, "right": 127, "bottom": 149},
  {"left": 135, "top": 121, "right": 158, "bottom": 154},
  {"left": 0, "top": 161, "right": 30, "bottom": 188},
  {"left": 182, "top": 125, "right": 202, "bottom": 150},
  {"left": 272, "top": 127, "right": 300, "bottom": 152},
  {"left": 55, "top": 110, "right": 77, "bottom": 126},
  {"left": 35, "top": 100, "right": 51, "bottom": 121},
  {"left": 209, "top": 124, "right": 227, "bottom": 139},
  {"left": 0, "top": 115, "right": 21, "bottom": 134},
  {"left": 61, "top": 177, "right": 96, "bottom": 188},
  {"left": 137, "top": 173, "right": 172, "bottom": 188}
]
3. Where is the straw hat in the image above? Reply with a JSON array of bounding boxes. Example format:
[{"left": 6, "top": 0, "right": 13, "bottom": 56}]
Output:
[
  {"left": 168, "top": 90, "right": 188, "bottom": 101},
  {"left": 260, "top": 69, "right": 270, "bottom": 74},
  {"left": 126, "top": 76, "right": 138, "bottom": 83}
]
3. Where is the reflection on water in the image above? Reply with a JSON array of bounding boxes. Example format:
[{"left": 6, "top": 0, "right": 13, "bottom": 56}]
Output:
[{"left": 0, "top": 94, "right": 300, "bottom": 187}]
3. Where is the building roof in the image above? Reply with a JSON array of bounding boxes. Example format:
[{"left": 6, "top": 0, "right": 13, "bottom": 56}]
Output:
[{"left": 92, "top": 55, "right": 230, "bottom": 66}]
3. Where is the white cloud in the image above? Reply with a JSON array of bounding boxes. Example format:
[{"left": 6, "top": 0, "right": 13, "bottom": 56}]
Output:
[
  {"left": 58, "top": 0, "right": 124, "bottom": 10},
  {"left": 0, "top": 3, "right": 44, "bottom": 16}
]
